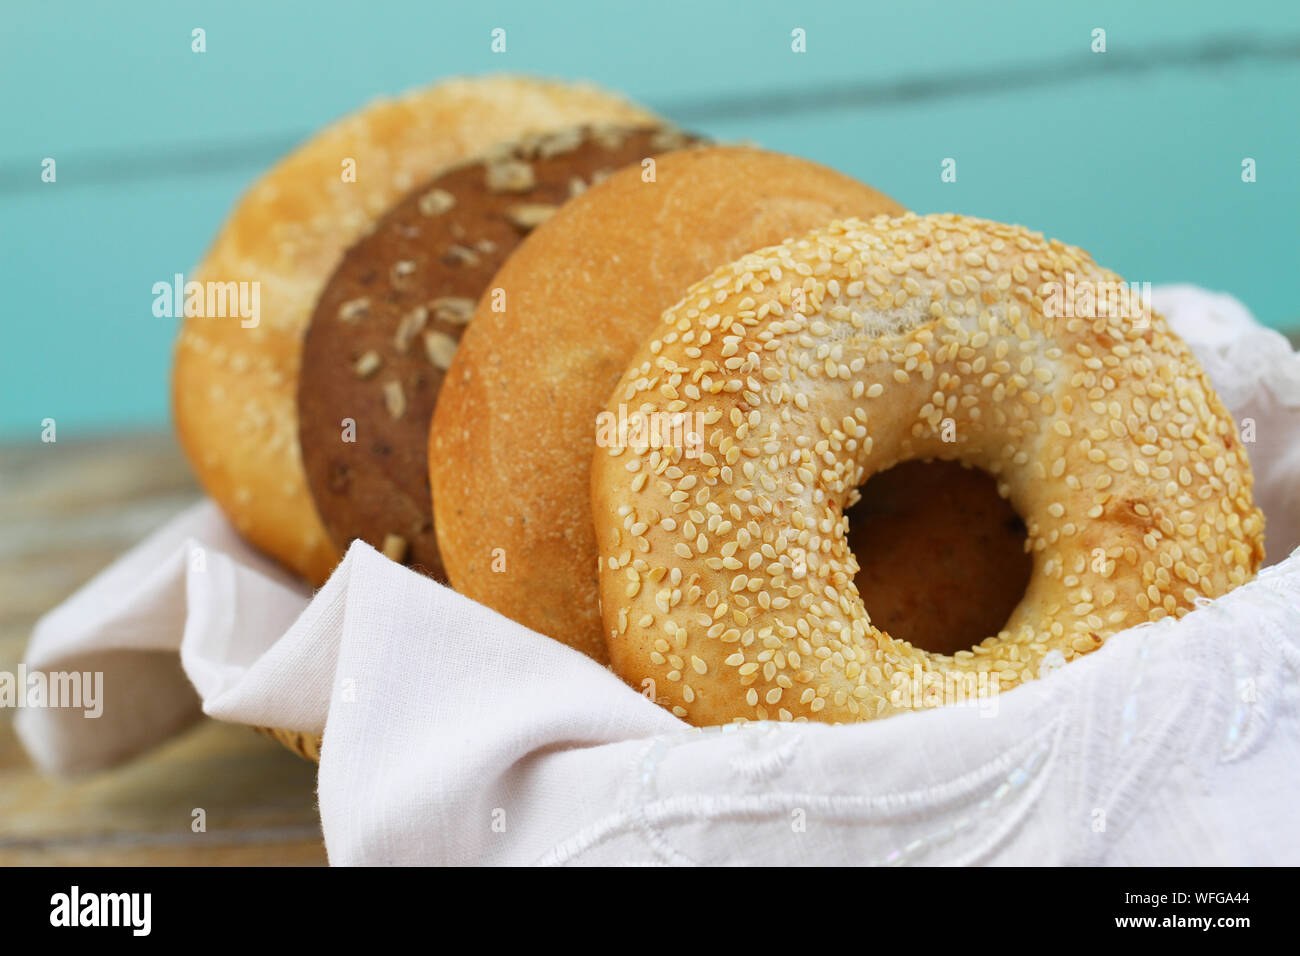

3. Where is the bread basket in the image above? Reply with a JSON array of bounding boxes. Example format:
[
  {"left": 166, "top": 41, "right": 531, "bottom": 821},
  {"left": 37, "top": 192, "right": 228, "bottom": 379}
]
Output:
[{"left": 257, "top": 726, "right": 322, "bottom": 762}]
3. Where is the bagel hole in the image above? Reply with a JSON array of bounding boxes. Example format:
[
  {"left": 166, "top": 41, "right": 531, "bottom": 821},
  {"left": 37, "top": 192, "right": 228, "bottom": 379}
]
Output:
[{"left": 845, "top": 460, "right": 1031, "bottom": 657}]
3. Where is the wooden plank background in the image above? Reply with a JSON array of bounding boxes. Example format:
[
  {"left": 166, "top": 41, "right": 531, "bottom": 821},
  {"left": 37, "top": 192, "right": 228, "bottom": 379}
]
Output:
[
  {"left": 2, "top": 0, "right": 1298, "bottom": 440},
  {"left": 0, "top": 435, "right": 326, "bottom": 866}
]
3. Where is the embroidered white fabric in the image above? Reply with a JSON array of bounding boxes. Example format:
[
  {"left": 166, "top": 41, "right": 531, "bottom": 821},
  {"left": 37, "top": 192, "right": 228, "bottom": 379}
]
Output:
[{"left": 15, "top": 286, "right": 1300, "bottom": 865}]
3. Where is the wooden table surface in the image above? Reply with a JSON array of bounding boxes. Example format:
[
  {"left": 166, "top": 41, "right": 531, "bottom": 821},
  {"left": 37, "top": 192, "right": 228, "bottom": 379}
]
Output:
[{"left": 0, "top": 433, "right": 327, "bottom": 866}]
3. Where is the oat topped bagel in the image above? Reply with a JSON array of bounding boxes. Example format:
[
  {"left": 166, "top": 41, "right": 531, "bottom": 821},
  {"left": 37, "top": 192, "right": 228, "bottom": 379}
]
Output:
[
  {"left": 592, "top": 213, "right": 1265, "bottom": 725},
  {"left": 297, "top": 124, "right": 695, "bottom": 580},
  {"left": 172, "top": 75, "right": 656, "bottom": 585}
]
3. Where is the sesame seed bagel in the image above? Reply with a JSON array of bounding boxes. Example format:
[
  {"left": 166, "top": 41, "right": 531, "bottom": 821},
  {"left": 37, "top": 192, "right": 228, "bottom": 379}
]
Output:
[
  {"left": 172, "top": 75, "right": 656, "bottom": 585},
  {"left": 592, "top": 213, "right": 1265, "bottom": 725},
  {"left": 430, "top": 147, "right": 904, "bottom": 661}
]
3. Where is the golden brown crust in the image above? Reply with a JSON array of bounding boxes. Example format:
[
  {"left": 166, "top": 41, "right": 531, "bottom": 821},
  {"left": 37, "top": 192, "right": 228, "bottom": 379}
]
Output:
[
  {"left": 430, "top": 147, "right": 905, "bottom": 660},
  {"left": 592, "top": 214, "right": 1266, "bottom": 725},
  {"left": 172, "top": 76, "right": 656, "bottom": 584}
]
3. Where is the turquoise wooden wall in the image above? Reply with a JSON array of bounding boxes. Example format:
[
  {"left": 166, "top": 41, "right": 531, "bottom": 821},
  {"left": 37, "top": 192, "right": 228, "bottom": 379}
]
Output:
[{"left": 2, "top": 0, "right": 1297, "bottom": 437}]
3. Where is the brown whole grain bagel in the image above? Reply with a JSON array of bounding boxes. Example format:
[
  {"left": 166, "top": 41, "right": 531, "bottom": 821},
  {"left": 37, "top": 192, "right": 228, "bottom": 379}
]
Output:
[
  {"left": 430, "top": 147, "right": 905, "bottom": 660},
  {"left": 297, "top": 124, "right": 695, "bottom": 578},
  {"left": 172, "top": 76, "right": 656, "bottom": 584}
]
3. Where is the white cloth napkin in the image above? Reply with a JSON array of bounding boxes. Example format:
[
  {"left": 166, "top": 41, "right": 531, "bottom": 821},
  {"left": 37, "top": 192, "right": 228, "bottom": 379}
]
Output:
[{"left": 16, "top": 286, "right": 1300, "bottom": 865}]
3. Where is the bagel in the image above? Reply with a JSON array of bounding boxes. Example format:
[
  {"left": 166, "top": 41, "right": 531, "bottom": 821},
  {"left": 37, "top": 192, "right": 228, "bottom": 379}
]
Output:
[
  {"left": 592, "top": 213, "right": 1265, "bottom": 724},
  {"left": 430, "top": 147, "right": 905, "bottom": 661},
  {"left": 172, "top": 76, "right": 655, "bottom": 584},
  {"left": 297, "top": 124, "right": 695, "bottom": 579}
]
